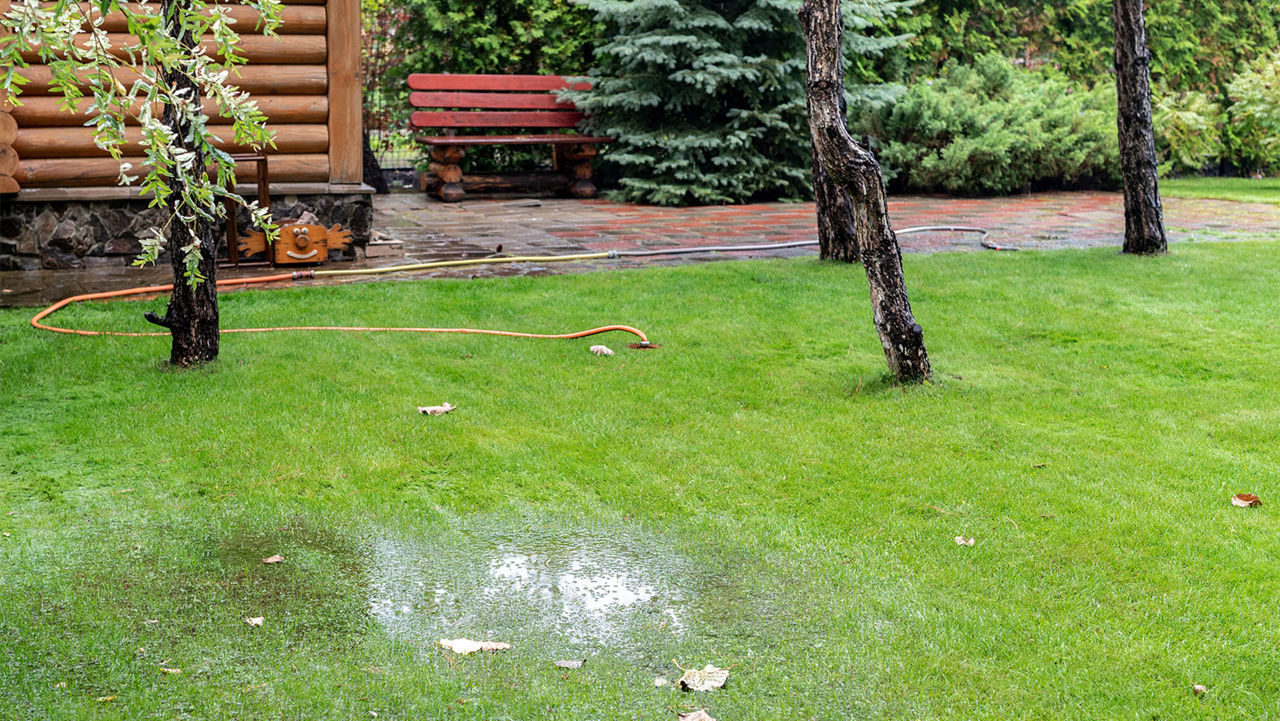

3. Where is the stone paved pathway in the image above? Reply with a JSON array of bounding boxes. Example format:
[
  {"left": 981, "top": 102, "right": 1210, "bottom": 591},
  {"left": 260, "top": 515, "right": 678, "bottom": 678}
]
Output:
[
  {"left": 4, "top": 190, "right": 1280, "bottom": 307},
  {"left": 377, "top": 191, "right": 1280, "bottom": 260}
]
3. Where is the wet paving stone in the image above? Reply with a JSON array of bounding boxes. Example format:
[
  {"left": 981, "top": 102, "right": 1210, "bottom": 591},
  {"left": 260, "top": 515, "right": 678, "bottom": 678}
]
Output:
[{"left": 5, "top": 190, "right": 1280, "bottom": 307}]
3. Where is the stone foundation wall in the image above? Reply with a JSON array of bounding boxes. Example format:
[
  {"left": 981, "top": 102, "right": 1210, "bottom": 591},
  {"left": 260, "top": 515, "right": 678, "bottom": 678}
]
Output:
[{"left": 0, "top": 194, "right": 372, "bottom": 271}]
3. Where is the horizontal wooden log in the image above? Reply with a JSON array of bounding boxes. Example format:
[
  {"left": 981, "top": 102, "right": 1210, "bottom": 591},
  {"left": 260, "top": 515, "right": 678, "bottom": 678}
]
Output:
[
  {"left": 410, "top": 110, "right": 585, "bottom": 129},
  {"left": 427, "top": 162, "right": 462, "bottom": 184},
  {"left": 0, "top": 175, "right": 19, "bottom": 193},
  {"left": 15, "top": 153, "right": 330, "bottom": 187},
  {"left": 409, "top": 91, "right": 573, "bottom": 111},
  {"left": 9, "top": 95, "right": 328, "bottom": 126},
  {"left": 19, "top": 34, "right": 325, "bottom": 64},
  {"left": 14, "top": 64, "right": 328, "bottom": 96},
  {"left": 408, "top": 74, "right": 591, "bottom": 92},
  {"left": 416, "top": 133, "right": 611, "bottom": 146},
  {"left": 420, "top": 170, "right": 573, "bottom": 194},
  {"left": 0, "top": 145, "right": 17, "bottom": 176},
  {"left": 58, "top": 4, "right": 325, "bottom": 34},
  {"left": 0, "top": 112, "right": 15, "bottom": 145},
  {"left": 14, "top": 124, "right": 328, "bottom": 158}
]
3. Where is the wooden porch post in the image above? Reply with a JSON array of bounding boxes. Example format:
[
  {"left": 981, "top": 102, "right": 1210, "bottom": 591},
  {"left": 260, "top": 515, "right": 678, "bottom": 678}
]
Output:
[{"left": 327, "top": 0, "right": 362, "bottom": 185}]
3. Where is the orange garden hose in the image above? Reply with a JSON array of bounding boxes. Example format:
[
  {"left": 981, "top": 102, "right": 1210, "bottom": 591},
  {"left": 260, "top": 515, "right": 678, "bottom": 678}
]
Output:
[{"left": 30, "top": 271, "right": 651, "bottom": 345}]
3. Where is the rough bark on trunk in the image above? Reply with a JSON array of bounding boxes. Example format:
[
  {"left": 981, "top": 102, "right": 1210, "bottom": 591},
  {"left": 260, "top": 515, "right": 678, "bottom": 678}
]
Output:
[
  {"left": 799, "top": 0, "right": 929, "bottom": 383},
  {"left": 363, "top": 130, "right": 390, "bottom": 194},
  {"left": 809, "top": 135, "right": 861, "bottom": 263},
  {"left": 804, "top": 39, "right": 859, "bottom": 264},
  {"left": 1112, "top": 0, "right": 1167, "bottom": 255},
  {"left": 152, "top": 0, "right": 220, "bottom": 365}
]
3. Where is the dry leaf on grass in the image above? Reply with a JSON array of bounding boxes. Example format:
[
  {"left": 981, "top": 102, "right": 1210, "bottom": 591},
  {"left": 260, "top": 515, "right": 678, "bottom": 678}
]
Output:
[
  {"left": 418, "top": 402, "right": 456, "bottom": 416},
  {"left": 676, "top": 664, "right": 729, "bottom": 692},
  {"left": 589, "top": 345, "right": 614, "bottom": 357},
  {"left": 244, "top": 616, "right": 264, "bottom": 628},
  {"left": 1231, "top": 493, "right": 1261, "bottom": 508},
  {"left": 96, "top": 696, "right": 116, "bottom": 703},
  {"left": 437, "top": 638, "right": 510, "bottom": 655},
  {"left": 954, "top": 536, "right": 975, "bottom": 546},
  {"left": 678, "top": 711, "right": 717, "bottom": 721},
  {"left": 262, "top": 555, "right": 284, "bottom": 564},
  {"left": 554, "top": 659, "right": 585, "bottom": 669},
  {"left": 160, "top": 668, "right": 181, "bottom": 675}
]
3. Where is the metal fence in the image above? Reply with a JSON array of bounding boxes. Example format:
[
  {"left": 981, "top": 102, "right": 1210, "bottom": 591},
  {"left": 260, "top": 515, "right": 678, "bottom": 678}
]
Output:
[{"left": 362, "top": 3, "right": 417, "bottom": 170}]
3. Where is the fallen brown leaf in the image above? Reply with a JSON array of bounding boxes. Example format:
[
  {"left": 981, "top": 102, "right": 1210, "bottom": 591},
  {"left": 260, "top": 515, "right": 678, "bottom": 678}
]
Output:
[
  {"left": 244, "top": 616, "right": 264, "bottom": 628},
  {"left": 678, "top": 711, "right": 716, "bottom": 721},
  {"left": 1231, "top": 493, "right": 1261, "bottom": 508},
  {"left": 676, "top": 664, "right": 729, "bottom": 692},
  {"left": 262, "top": 555, "right": 284, "bottom": 564},
  {"left": 418, "top": 402, "right": 456, "bottom": 416},
  {"left": 438, "top": 638, "right": 510, "bottom": 655}
]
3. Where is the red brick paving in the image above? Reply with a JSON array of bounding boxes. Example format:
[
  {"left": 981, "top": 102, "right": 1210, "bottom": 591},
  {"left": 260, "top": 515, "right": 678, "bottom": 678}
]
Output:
[{"left": 5, "top": 190, "right": 1280, "bottom": 306}]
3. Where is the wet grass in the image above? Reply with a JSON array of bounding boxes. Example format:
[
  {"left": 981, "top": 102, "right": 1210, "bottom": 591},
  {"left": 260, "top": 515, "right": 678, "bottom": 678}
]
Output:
[
  {"left": 1163, "top": 176, "right": 1280, "bottom": 205},
  {"left": 3, "top": 241, "right": 1280, "bottom": 719}
]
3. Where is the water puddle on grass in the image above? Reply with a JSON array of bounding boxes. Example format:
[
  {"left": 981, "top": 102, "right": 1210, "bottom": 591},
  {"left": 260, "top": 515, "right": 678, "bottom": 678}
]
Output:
[{"left": 366, "top": 522, "right": 693, "bottom": 647}]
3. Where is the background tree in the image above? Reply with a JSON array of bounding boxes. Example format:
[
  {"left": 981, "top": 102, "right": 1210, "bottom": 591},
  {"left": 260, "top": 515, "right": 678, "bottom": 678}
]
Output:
[
  {"left": 800, "top": 0, "right": 930, "bottom": 383},
  {"left": 1, "top": 0, "right": 280, "bottom": 365},
  {"left": 570, "top": 0, "right": 910, "bottom": 207},
  {"left": 1111, "top": 0, "right": 1166, "bottom": 254}
]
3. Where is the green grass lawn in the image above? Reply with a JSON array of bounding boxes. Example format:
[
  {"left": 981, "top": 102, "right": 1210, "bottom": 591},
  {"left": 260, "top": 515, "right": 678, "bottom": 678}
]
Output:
[
  {"left": 1163, "top": 176, "right": 1280, "bottom": 205},
  {"left": 3, "top": 243, "right": 1280, "bottom": 719}
]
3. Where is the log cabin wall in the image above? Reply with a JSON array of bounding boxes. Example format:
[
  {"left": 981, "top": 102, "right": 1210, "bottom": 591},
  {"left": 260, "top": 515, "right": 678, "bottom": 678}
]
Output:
[{"left": 5, "top": 0, "right": 363, "bottom": 193}]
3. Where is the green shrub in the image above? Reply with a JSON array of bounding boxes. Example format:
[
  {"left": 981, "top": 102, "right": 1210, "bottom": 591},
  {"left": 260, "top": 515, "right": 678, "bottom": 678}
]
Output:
[
  {"left": 1225, "top": 52, "right": 1280, "bottom": 174},
  {"left": 1152, "top": 88, "right": 1223, "bottom": 176},
  {"left": 876, "top": 0, "right": 1280, "bottom": 101},
  {"left": 859, "top": 54, "right": 1120, "bottom": 196},
  {"left": 570, "top": 0, "right": 911, "bottom": 206}
]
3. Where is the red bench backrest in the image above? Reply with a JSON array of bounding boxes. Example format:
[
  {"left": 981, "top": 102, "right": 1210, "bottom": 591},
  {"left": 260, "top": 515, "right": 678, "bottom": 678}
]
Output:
[{"left": 408, "top": 74, "right": 593, "bottom": 129}]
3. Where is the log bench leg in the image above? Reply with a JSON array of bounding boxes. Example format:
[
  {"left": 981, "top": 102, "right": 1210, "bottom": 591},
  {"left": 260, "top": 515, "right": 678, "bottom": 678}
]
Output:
[
  {"left": 557, "top": 143, "right": 598, "bottom": 199},
  {"left": 427, "top": 145, "right": 466, "bottom": 202}
]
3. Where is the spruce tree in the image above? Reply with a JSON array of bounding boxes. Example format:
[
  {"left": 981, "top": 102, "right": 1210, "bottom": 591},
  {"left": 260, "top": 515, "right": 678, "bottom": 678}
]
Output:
[{"left": 572, "top": 0, "right": 910, "bottom": 206}]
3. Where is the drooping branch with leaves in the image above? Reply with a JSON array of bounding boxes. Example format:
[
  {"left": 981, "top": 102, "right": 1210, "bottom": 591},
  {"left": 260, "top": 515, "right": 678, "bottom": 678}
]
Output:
[{"left": 0, "top": 0, "right": 282, "bottom": 364}]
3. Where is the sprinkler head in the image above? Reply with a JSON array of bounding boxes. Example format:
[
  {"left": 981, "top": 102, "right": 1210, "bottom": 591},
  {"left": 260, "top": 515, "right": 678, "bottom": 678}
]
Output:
[{"left": 627, "top": 342, "right": 659, "bottom": 350}]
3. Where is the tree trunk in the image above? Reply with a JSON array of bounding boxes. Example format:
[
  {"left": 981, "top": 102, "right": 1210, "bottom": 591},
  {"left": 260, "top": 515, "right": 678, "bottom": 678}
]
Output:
[
  {"left": 1112, "top": 0, "right": 1167, "bottom": 255},
  {"left": 804, "top": 38, "right": 859, "bottom": 264},
  {"left": 809, "top": 132, "right": 861, "bottom": 263},
  {"left": 153, "top": 0, "right": 220, "bottom": 365},
  {"left": 799, "top": 0, "right": 930, "bottom": 383}
]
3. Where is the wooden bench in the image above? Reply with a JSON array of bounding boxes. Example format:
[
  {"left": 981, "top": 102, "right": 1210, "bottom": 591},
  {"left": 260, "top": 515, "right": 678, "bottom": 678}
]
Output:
[{"left": 409, "top": 73, "right": 611, "bottom": 202}]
